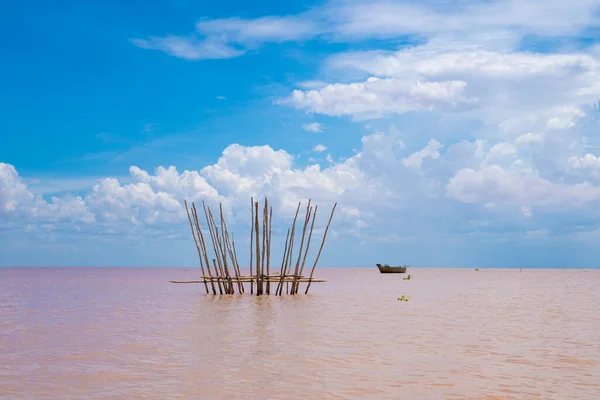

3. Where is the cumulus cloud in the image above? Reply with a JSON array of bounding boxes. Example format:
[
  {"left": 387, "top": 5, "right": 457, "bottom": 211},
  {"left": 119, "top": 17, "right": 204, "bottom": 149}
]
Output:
[
  {"left": 283, "top": 78, "right": 471, "bottom": 119},
  {"left": 5, "top": 123, "right": 600, "bottom": 248},
  {"left": 0, "top": 162, "right": 95, "bottom": 224},
  {"left": 515, "top": 132, "right": 545, "bottom": 146},
  {"left": 313, "top": 144, "right": 327, "bottom": 152},
  {"left": 402, "top": 139, "right": 442, "bottom": 171},
  {"left": 0, "top": 128, "right": 442, "bottom": 237},
  {"left": 447, "top": 165, "right": 600, "bottom": 208},
  {"left": 0, "top": 163, "right": 33, "bottom": 215},
  {"left": 328, "top": 47, "right": 599, "bottom": 80},
  {"left": 285, "top": 43, "right": 600, "bottom": 123},
  {"left": 568, "top": 153, "right": 600, "bottom": 170}
]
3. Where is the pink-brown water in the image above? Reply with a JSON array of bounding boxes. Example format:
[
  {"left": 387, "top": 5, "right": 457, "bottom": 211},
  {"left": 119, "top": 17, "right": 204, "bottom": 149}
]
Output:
[{"left": 1, "top": 268, "right": 599, "bottom": 399}]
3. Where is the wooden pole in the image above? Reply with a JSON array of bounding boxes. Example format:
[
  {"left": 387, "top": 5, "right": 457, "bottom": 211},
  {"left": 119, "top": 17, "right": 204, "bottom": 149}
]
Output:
[
  {"left": 172, "top": 277, "right": 327, "bottom": 283},
  {"left": 275, "top": 228, "right": 291, "bottom": 296},
  {"left": 260, "top": 198, "right": 267, "bottom": 294},
  {"left": 254, "top": 201, "right": 262, "bottom": 295},
  {"left": 180, "top": 196, "right": 334, "bottom": 295},
  {"left": 184, "top": 200, "right": 209, "bottom": 294},
  {"left": 267, "top": 204, "right": 272, "bottom": 295},
  {"left": 220, "top": 203, "right": 244, "bottom": 294},
  {"left": 212, "top": 259, "right": 227, "bottom": 293},
  {"left": 208, "top": 206, "right": 234, "bottom": 294},
  {"left": 192, "top": 203, "right": 220, "bottom": 294},
  {"left": 277, "top": 202, "right": 301, "bottom": 295},
  {"left": 305, "top": 202, "right": 337, "bottom": 294},
  {"left": 285, "top": 204, "right": 299, "bottom": 294},
  {"left": 203, "top": 202, "right": 231, "bottom": 294},
  {"left": 231, "top": 234, "right": 243, "bottom": 293},
  {"left": 291, "top": 200, "right": 312, "bottom": 294},
  {"left": 295, "top": 205, "right": 318, "bottom": 295},
  {"left": 249, "top": 197, "right": 254, "bottom": 294}
]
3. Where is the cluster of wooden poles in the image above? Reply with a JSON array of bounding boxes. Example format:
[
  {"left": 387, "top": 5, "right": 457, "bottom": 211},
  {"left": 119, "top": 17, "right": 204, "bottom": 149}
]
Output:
[{"left": 174, "top": 197, "right": 336, "bottom": 295}]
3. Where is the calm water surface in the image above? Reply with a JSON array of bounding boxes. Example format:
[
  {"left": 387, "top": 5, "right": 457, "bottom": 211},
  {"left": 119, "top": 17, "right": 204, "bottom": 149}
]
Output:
[{"left": 1, "top": 268, "right": 599, "bottom": 399}]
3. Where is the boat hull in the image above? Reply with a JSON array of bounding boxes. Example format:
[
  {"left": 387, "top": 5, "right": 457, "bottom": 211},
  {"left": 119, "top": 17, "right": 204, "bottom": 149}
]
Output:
[{"left": 377, "top": 264, "right": 407, "bottom": 273}]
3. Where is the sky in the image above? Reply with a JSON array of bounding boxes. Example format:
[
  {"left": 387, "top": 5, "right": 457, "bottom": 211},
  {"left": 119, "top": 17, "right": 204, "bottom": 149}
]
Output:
[{"left": 2, "top": 0, "right": 600, "bottom": 268}]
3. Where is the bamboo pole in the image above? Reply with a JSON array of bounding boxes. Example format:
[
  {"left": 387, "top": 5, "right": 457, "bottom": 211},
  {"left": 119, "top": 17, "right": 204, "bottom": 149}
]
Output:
[
  {"left": 204, "top": 203, "right": 232, "bottom": 294},
  {"left": 181, "top": 196, "right": 332, "bottom": 295},
  {"left": 254, "top": 201, "right": 262, "bottom": 295},
  {"left": 212, "top": 259, "right": 229, "bottom": 294},
  {"left": 228, "top": 224, "right": 245, "bottom": 294},
  {"left": 291, "top": 200, "right": 312, "bottom": 295},
  {"left": 267, "top": 205, "right": 272, "bottom": 295},
  {"left": 184, "top": 200, "right": 209, "bottom": 294},
  {"left": 202, "top": 208, "right": 231, "bottom": 294},
  {"left": 192, "top": 203, "right": 220, "bottom": 294},
  {"left": 275, "top": 228, "right": 291, "bottom": 296},
  {"left": 249, "top": 197, "right": 254, "bottom": 294},
  {"left": 277, "top": 202, "right": 301, "bottom": 295},
  {"left": 190, "top": 205, "right": 214, "bottom": 294},
  {"left": 305, "top": 202, "right": 337, "bottom": 294},
  {"left": 295, "top": 205, "right": 318, "bottom": 295},
  {"left": 286, "top": 204, "right": 301, "bottom": 294},
  {"left": 284, "top": 204, "right": 300, "bottom": 294},
  {"left": 260, "top": 198, "right": 268, "bottom": 294},
  {"left": 203, "top": 207, "right": 225, "bottom": 293},
  {"left": 230, "top": 233, "right": 244, "bottom": 293},
  {"left": 201, "top": 203, "right": 224, "bottom": 288},
  {"left": 212, "top": 207, "right": 234, "bottom": 294},
  {"left": 171, "top": 277, "right": 327, "bottom": 283},
  {"left": 220, "top": 203, "right": 244, "bottom": 294}
]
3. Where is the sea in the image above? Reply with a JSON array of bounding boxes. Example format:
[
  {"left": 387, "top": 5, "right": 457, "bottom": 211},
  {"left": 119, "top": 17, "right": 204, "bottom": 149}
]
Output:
[{"left": 1, "top": 267, "right": 599, "bottom": 399}]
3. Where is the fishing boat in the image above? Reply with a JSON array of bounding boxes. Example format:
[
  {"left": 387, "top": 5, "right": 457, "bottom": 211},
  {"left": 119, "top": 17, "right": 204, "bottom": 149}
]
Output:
[{"left": 376, "top": 263, "right": 408, "bottom": 273}]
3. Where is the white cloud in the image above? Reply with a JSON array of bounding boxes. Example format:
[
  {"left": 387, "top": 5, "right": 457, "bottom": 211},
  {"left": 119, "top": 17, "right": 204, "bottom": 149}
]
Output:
[
  {"left": 196, "top": 16, "right": 319, "bottom": 44},
  {"left": 132, "top": 14, "right": 319, "bottom": 60},
  {"left": 0, "top": 130, "right": 422, "bottom": 236},
  {"left": 447, "top": 164, "right": 600, "bottom": 208},
  {"left": 566, "top": 153, "right": 600, "bottom": 184},
  {"left": 283, "top": 78, "right": 471, "bottom": 119},
  {"left": 86, "top": 177, "right": 183, "bottom": 225},
  {"left": 402, "top": 139, "right": 442, "bottom": 170},
  {"left": 130, "top": 36, "right": 244, "bottom": 60},
  {"left": 313, "top": 144, "right": 327, "bottom": 152},
  {"left": 324, "top": 0, "right": 599, "bottom": 39},
  {"left": 290, "top": 43, "right": 600, "bottom": 123},
  {"left": 132, "top": 0, "right": 600, "bottom": 60},
  {"left": 5, "top": 121, "right": 600, "bottom": 251},
  {"left": 515, "top": 132, "right": 544, "bottom": 146},
  {"left": 298, "top": 80, "right": 329, "bottom": 90},
  {"left": 0, "top": 162, "right": 95, "bottom": 224},
  {"left": 328, "top": 47, "right": 599, "bottom": 80},
  {"left": 568, "top": 153, "right": 600, "bottom": 170},
  {"left": 488, "top": 143, "right": 517, "bottom": 156},
  {"left": 303, "top": 122, "right": 323, "bottom": 132},
  {"left": 0, "top": 163, "right": 34, "bottom": 215}
]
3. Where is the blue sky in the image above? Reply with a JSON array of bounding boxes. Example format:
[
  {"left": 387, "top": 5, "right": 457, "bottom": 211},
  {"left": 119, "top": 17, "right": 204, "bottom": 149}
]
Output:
[{"left": 2, "top": 0, "right": 600, "bottom": 268}]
